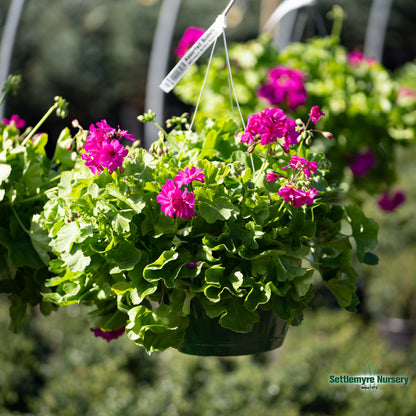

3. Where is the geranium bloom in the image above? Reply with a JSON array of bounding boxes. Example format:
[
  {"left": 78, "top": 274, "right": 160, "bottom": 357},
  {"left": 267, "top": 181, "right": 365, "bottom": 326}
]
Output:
[
  {"left": 278, "top": 185, "right": 318, "bottom": 207},
  {"left": 278, "top": 185, "right": 307, "bottom": 207},
  {"left": 282, "top": 155, "right": 318, "bottom": 179},
  {"left": 309, "top": 106, "right": 325, "bottom": 124},
  {"left": 174, "top": 167, "right": 205, "bottom": 187},
  {"left": 241, "top": 113, "right": 262, "bottom": 145},
  {"left": 99, "top": 139, "right": 129, "bottom": 173},
  {"left": 82, "top": 120, "right": 135, "bottom": 175},
  {"left": 266, "top": 172, "right": 279, "bottom": 182},
  {"left": 282, "top": 118, "right": 299, "bottom": 151},
  {"left": 81, "top": 153, "right": 104, "bottom": 175},
  {"left": 2, "top": 114, "right": 25, "bottom": 129},
  {"left": 157, "top": 180, "right": 196, "bottom": 219},
  {"left": 258, "top": 66, "right": 307, "bottom": 111},
  {"left": 175, "top": 26, "right": 205, "bottom": 58},
  {"left": 377, "top": 190, "right": 406, "bottom": 212},
  {"left": 91, "top": 326, "right": 125, "bottom": 342},
  {"left": 257, "top": 108, "right": 288, "bottom": 145},
  {"left": 350, "top": 149, "right": 377, "bottom": 177},
  {"left": 241, "top": 108, "right": 299, "bottom": 152}
]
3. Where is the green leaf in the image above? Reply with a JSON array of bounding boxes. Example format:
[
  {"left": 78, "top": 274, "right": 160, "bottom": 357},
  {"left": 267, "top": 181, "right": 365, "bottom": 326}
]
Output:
[
  {"left": 126, "top": 305, "right": 187, "bottom": 353},
  {"left": 29, "top": 214, "right": 51, "bottom": 266},
  {"left": 346, "top": 204, "right": 379, "bottom": 262},
  {"left": 105, "top": 241, "right": 141, "bottom": 273},
  {"left": 0, "top": 163, "right": 12, "bottom": 185},
  {"left": 62, "top": 249, "right": 91, "bottom": 273},
  {"left": 363, "top": 251, "right": 379, "bottom": 265},
  {"left": 52, "top": 221, "right": 79, "bottom": 253},
  {"left": 293, "top": 270, "right": 314, "bottom": 297},
  {"left": 244, "top": 282, "right": 272, "bottom": 311},
  {"left": 111, "top": 281, "right": 131, "bottom": 295},
  {"left": 52, "top": 128, "right": 77, "bottom": 170},
  {"left": 325, "top": 278, "right": 357, "bottom": 309},
  {"left": 143, "top": 250, "right": 180, "bottom": 288},
  {"left": 218, "top": 299, "right": 259, "bottom": 332}
]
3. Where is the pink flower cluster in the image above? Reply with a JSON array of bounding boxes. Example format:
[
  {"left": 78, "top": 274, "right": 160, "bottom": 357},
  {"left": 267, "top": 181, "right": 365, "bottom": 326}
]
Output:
[
  {"left": 348, "top": 51, "right": 376, "bottom": 67},
  {"left": 2, "top": 114, "right": 25, "bottom": 129},
  {"left": 267, "top": 155, "right": 319, "bottom": 207},
  {"left": 241, "top": 107, "right": 299, "bottom": 152},
  {"left": 175, "top": 26, "right": 205, "bottom": 58},
  {"left": 91, "top": 326, "right": 125, "bottom": 342},
  {"left": 282, "top": 155, "right": 318, "bottom": 179},
  {"left": 157, "top": 167, "right": 205, "bottom": 220},
  {"left": 308, "top": 106, "right": 325, "bottom": 124},
  {"left": 350, "top": 149, "right": 377, "bottom": 178},
  {"left": 258, "top": 66, "right": 307, "bottom": 111},
  {"left": 278, "top": 186, "right": 318, "bottom": 207},
  {"left": 81, "top": 120, "right": 135, "bottom": 175}
]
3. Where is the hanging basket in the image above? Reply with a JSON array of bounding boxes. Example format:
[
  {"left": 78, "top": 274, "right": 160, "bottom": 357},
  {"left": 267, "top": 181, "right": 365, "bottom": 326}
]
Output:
[{"left": 178, "top": 301, "right": 288, "bottom": 356}]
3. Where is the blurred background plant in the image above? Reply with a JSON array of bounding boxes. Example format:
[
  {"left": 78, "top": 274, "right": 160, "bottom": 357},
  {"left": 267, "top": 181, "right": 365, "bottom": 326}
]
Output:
[
  {"left": 1, "top": 0, "right": 416, "bottom": 138},
  {"left": 1, "top": 297, "right": 415, "bottom": 415}
]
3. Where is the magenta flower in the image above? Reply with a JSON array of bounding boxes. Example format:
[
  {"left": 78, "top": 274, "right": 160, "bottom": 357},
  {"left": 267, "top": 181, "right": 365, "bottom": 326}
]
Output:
[
  {"left": 257, "top": 108, "right": 288, "bottom": 145},
  {"left": 350, "top": 149, "right": 377, "bottom": 177},
  {"left": 2, "top": 114, "right": 25, "bottom": 129},
  {"left": 282, "top": 118, "right": 299, "bottom": 152},
  {"left": 258, "top": 66, "right": 307, "bottom": 111},
  {"left": 116, "top": 128, "right": 135, "bottom": 142},
  {"left": 302, "top": 188, "right": 318, "bottom": 205},
  {"left": 186, "top": 261, "right": 202, "bottom": 268},
  {"left": 282, "top": 155, "right": 318, "bottom": 179},
  {"left": 174, "top": 167, "right": 205, "bottom": 187},
  {"left": 157, "top": 179, "right": 196, "bottom": 219},
  {"left": 175, "top": 26, "right": 205, "bottom": 58},
  {"left": 266, "top": 172, "right": 279, "bottom": 182},
  {"left": 82, "top": 120, "right": 135, "bottom": 175},
  {"left": 278, "top": 185, "right": 307, "bottom": 207},
  {"left": 241, "top": 113, "right": 262, "bottom": 145},
  {"left": 278, "top": 185, "right": 318, "bottom": 207},
  {"left": 241, "top": 108, "right": 299, "bottom": 153},
  {"left": 309, "top": 106, "right": 325, "bottom": 124},
  {"left": 99, "top": 139, "right": 129, "bottom": 173},
  {"left": 377, "top": 190, "right": 406, "bottom": 212},
  {"left": 91, "top": 326, "right": 125, "bottom": 342},
  {"left": 81, "top": 153, "right": 104, "bottom": 175},
  {"left": 348, "top": 50, "right": 376, "bottom": 67}
]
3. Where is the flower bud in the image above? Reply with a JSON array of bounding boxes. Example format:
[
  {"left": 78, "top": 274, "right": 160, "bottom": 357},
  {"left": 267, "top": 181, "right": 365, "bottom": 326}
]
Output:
[
  {"left": 322, "top": 131, "right": 333, "bottom": 140},
  {"left": 247, "top": 143, "right": 257, "bottom": 153}
]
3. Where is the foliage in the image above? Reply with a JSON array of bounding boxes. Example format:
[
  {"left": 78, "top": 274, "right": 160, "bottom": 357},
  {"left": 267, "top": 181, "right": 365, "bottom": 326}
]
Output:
[
  {"left": 35, "top": 108, "right": 378, "bottom": 353},
  {"left": 174, "top": 34, "right": 416, "bottom": 201},
  {"left": 362, "top": 145, "right": 416, "bottom": 320},
  {"left": 0, "top": 96, "right": 73, "bottom": 332}
]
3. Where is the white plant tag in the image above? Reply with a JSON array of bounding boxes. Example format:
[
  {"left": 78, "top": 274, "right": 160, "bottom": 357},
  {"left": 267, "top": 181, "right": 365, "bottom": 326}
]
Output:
[{"left": 159, "top": 14, "right": 226, "bottom": 93}]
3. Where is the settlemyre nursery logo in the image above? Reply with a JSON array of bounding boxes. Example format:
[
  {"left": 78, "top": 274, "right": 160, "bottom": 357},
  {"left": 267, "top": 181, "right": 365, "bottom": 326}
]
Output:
[{"left": 329, "top": 362, "right": 410, "bottom": 392}]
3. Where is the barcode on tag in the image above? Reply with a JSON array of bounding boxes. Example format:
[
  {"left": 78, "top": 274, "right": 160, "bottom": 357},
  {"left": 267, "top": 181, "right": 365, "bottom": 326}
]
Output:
[{"left": 160, "top": 14, "right": 226, "bottom": 93}]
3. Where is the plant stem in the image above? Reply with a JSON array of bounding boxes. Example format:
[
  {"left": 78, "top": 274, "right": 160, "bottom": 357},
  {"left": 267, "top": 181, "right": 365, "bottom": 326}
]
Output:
[
  {"left": 11, "top": 205, "right": 30, "bottom": 235},
  {"left": 254, "top": 144, "right": 271, "bottom": 183},
  {"left": 22, "top": 102, "right": 58, "bottom": 145}
]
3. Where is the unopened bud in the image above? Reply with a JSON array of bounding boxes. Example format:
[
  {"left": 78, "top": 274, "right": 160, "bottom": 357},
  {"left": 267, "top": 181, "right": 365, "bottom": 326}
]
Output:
[
  {"left": 305, "top": 137, "right": 312, "bottom": 146},
  {"left": 322, "top": 131, "right": 333, "bottom": 140},
  {"left": 248, "top": 143, "right": 257, "bottom": 153}
]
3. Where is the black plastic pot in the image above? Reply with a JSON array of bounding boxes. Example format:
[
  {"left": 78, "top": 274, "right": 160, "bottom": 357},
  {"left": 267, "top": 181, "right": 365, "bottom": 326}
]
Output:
[{"left": 178, "top": 302, "right": 288, "bottom": 356}]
